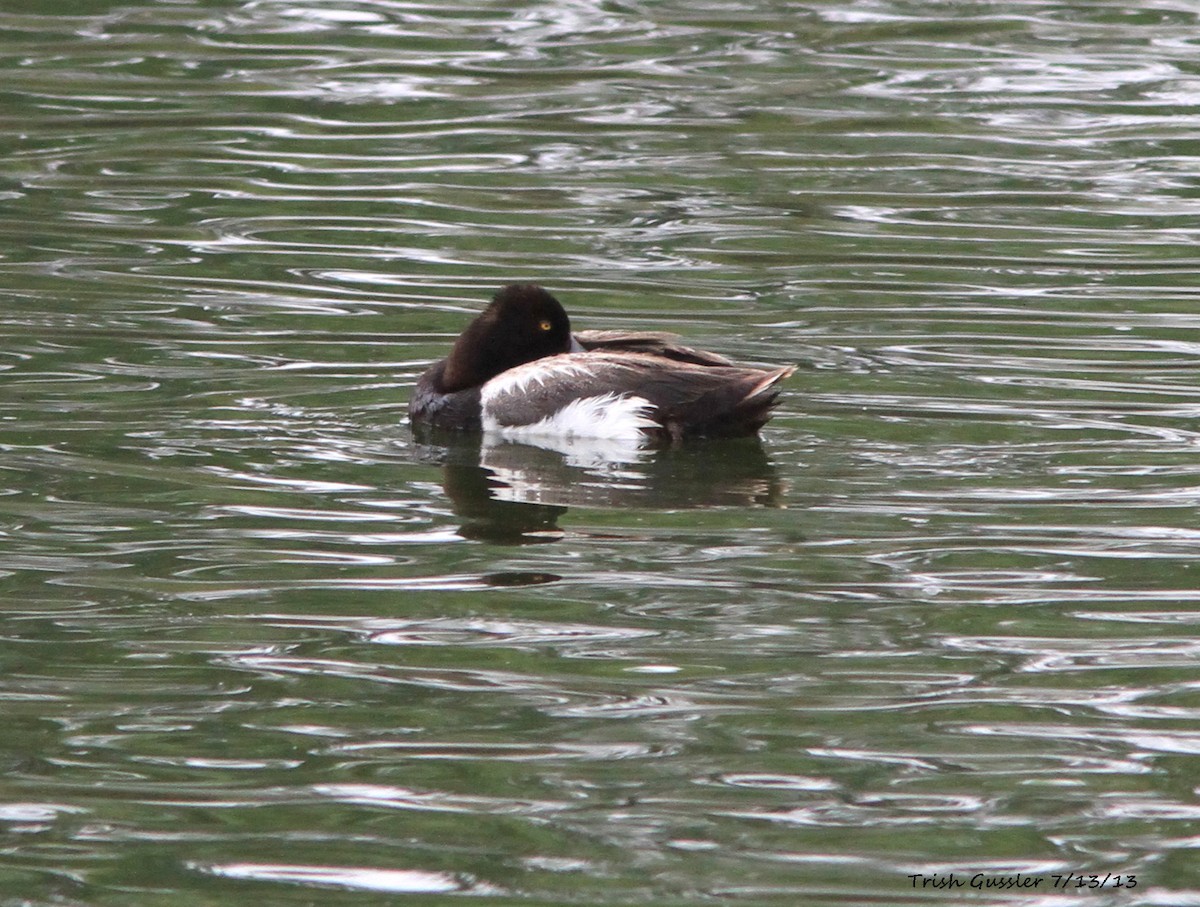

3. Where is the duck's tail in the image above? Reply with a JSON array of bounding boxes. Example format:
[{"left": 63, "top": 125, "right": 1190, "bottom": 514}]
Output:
[
  {"left": 732, "top": 364, "right": 797, "bottom": 436},
  {"left": 669, "top": 364, "right": 796, "bottom": 441}
]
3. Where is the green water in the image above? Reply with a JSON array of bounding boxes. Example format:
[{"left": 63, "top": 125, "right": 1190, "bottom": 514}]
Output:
[{"left": 3, "top": 1, "right": 1200, "bottom": 904}]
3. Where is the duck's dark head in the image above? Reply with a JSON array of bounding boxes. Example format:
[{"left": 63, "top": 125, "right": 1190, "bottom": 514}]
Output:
[{"left": 439, "top": 284, "right": 574, "bottom": 392}]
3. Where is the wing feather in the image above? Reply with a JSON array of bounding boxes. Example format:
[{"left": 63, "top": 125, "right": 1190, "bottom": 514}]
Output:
[{"left": 481, "top": 353, "right": 794, "bottom": 440}]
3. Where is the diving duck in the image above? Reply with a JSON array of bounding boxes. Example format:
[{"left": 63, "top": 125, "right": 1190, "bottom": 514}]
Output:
[{"left": 409, "top": 284, "right": 794, "bottom": 443}]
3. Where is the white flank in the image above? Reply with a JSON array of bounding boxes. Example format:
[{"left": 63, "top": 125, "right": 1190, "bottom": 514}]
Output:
[{"left": 483, "top": 392, "right": 658, "bottom": 443}]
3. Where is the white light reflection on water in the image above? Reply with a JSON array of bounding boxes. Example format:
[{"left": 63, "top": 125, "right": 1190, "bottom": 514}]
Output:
[{"left": 203, "top": 862, "right": 493, "bottom": 894}]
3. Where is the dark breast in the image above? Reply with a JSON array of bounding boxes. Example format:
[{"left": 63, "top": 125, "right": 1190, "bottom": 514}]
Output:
[{"left": 408, "top": 360, "right": 483, "bottom": 431}]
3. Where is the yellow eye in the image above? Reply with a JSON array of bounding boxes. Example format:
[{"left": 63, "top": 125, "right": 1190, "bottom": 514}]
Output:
[{"left": 539, "top": 320, "right": 552, "bottom": 331}]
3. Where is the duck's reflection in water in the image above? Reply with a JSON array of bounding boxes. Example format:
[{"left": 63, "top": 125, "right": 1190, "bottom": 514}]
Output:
[{"left": 413, "top": 426, "right": 787, "bottom": 544}]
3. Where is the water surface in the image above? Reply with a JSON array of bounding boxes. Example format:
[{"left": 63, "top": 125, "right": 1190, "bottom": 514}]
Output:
[{"left": 3, "top": 1, "right": 1200, "bottom": 904}]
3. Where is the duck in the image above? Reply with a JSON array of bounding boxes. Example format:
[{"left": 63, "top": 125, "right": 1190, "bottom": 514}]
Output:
[{"left": 408, "top": 283, "right": 794, "bottom": 444}]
